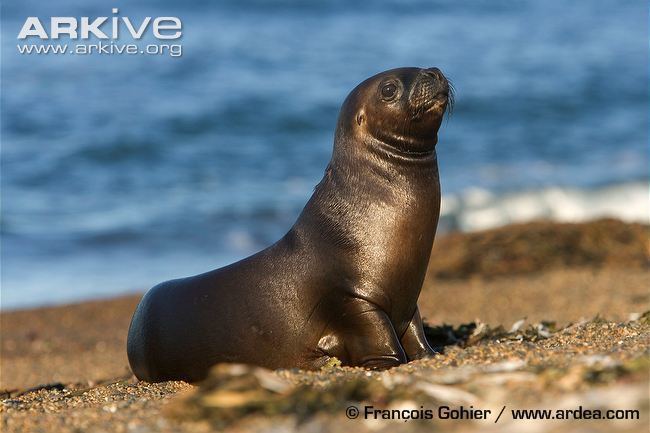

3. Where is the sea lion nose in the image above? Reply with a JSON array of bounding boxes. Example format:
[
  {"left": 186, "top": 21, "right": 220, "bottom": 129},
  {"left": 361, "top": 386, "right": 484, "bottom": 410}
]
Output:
[
  {"left": 424, "top": 67, "right": 445, "bottom": 82},
  {"left": 419, "top": 67, "right": 449, "bottom": 95}
]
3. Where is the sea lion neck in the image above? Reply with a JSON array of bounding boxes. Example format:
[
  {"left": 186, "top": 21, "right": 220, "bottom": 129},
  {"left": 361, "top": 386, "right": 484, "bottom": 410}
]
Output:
[
  {"left": 293, "top": 130, "right": 440, "bottom": 248},
  {"left": 330, "top": 128, "right": 440, "bottom": 185}
]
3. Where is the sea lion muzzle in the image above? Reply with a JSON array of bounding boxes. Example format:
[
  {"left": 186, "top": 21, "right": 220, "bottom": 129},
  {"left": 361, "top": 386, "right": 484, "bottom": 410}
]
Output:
[{"left": 409, "top": 68, "right": 451, "bottom": 120}]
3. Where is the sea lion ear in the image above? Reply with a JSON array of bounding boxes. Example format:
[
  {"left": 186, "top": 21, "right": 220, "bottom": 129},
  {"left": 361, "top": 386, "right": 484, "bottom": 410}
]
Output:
[{"left": 356, "top": 110, "right": 365, "bottom": 126}]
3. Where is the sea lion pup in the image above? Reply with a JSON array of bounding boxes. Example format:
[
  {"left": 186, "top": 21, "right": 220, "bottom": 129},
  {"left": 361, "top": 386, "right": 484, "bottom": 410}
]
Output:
[{"left": 127, "top": 67, "right": 452, "bottom": 382}]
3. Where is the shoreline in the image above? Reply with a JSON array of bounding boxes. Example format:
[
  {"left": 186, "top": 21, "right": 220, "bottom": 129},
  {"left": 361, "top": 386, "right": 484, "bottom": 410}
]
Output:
[{"left": 3, "top": 217, "right": 647, "bottom": 314}]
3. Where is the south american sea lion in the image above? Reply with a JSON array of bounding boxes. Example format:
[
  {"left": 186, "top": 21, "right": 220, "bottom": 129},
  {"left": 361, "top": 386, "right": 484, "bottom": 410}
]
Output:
[{"left": 127, "top": 67, "right": 452, "bottom": 382}]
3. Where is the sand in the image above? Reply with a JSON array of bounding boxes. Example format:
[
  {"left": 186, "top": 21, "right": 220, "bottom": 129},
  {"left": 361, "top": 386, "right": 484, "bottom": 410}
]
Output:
[{"left": 1, "top": 219, "right": 649, "bottom": 432}]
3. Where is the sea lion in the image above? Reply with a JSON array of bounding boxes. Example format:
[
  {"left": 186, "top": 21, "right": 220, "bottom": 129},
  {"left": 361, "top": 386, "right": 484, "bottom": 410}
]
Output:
[{"left": 127, "top": 67, "right": 452, "bottom": 382}]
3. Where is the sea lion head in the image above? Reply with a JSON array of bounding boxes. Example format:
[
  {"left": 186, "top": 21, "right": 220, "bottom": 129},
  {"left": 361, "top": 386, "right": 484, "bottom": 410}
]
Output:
[{"left": 337, "top": 67, "right": 452, "bottom": 157}]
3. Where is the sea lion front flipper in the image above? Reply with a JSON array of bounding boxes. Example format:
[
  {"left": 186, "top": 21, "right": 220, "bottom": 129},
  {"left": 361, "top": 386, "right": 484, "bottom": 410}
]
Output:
[
  {"left": 400, "top": 306, "right": 437, "bottom": 361},
  {"left": 338, "top": 297, "right": 407, "bottom": 369}
]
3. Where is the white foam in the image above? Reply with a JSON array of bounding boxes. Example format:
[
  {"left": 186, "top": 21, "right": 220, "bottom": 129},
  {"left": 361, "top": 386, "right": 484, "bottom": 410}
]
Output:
[{"left": 441, "top": 181, "right": 649, "bottom": 232}]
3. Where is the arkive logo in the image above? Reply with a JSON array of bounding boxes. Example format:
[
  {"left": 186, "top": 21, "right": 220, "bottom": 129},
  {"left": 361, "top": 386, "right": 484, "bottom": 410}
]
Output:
[
  {"left": 16, "top": 8, "right": 183, "bottom": 57},
  {"left": 17, "top": 8, "right": 182, "bottom": 40}
]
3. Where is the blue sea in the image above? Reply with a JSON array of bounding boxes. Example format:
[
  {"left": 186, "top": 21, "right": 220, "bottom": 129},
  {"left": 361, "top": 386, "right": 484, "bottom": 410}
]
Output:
[{"left": 1, "top": 0, "right": 648, "bottom": 309}]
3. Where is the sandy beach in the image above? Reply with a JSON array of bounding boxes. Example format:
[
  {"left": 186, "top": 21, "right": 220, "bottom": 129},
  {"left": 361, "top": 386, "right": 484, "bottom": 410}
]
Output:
[{"left": 2, "top": 219, "right": 648, "bottom": 433}]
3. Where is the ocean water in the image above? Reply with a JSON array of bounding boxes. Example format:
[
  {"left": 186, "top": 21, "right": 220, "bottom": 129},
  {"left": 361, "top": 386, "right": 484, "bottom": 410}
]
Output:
[{"left": 1, "top": 0, "right": 648, "bottom": 309}]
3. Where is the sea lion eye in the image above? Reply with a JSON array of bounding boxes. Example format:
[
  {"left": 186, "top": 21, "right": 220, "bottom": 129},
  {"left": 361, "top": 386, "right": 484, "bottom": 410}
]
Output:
[{"left": 381, "top": 83, "right": 398, "bottom": 100}]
